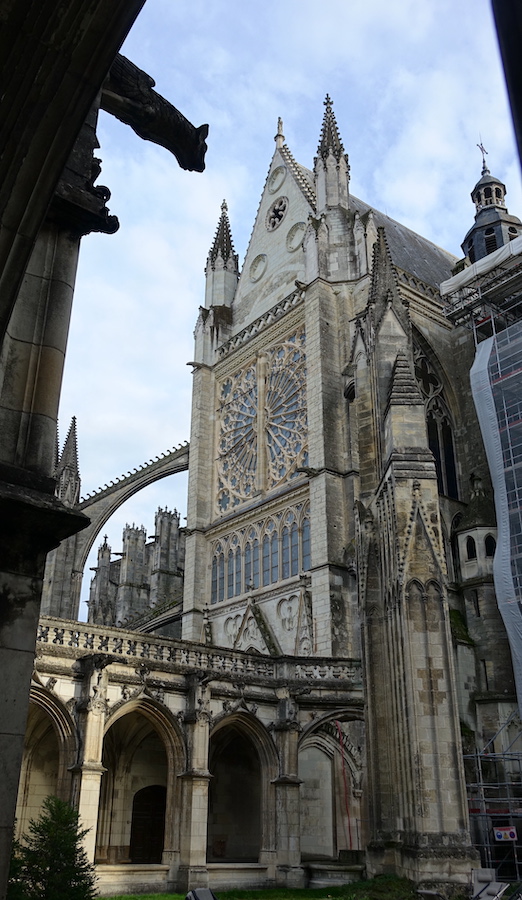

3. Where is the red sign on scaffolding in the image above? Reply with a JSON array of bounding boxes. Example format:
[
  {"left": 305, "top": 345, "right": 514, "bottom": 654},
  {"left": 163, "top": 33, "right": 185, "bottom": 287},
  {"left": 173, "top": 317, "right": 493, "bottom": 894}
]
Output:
[{"left": 494, "top": 826, "right": 517, "bottom": 841}]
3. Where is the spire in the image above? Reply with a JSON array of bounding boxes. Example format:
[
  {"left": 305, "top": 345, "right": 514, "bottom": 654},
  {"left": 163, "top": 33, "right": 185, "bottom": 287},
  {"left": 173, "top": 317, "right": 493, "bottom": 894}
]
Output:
[
  {"left": 55, "top": 416, "right": 81, "bottom": 506},
  {"left": 314, "top": 95, "right": 350, "bottom": 211},
  {"left": 57, "top": 416, "right": 79, "bottom": 476},
  {"left": 203, "top": 201, "right": 239, "bottom": 316},
  {"left": 368, "top": 227, "right": 410, "bottom": 334},
  {"left": 207, "top": 200, "right": 238, "bottom": 271},
  {"left": 317, "top": 94, "right": 346, "bottom": 162}
]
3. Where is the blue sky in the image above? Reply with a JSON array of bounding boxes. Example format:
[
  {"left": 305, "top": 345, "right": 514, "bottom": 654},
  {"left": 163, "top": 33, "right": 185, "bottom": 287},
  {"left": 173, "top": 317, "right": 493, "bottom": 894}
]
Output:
[{"left": 57, "top": 0, "right": 522, "bottom": 617}]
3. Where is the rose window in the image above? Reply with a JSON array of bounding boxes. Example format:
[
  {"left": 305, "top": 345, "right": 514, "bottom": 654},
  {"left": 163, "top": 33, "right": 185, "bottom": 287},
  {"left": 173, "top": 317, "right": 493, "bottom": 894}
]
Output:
[
  {"left": 216, "top": 331, "right": 308, "bottom": 513},
  {"left": 266, "top": 197, "right": 288, "bottom": 231}
]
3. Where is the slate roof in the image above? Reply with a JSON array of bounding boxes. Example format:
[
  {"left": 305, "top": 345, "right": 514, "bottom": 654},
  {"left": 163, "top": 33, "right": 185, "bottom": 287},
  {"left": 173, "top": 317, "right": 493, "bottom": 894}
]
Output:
[{"left": 351, "top": 194, "right": 458, "bottom": 289}]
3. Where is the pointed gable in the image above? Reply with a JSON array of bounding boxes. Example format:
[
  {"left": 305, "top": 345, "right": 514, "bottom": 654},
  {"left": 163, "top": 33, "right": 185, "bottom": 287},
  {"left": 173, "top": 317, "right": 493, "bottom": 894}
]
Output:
[{"left": 230, "top": 121, "right": 316, "bottom": 334}]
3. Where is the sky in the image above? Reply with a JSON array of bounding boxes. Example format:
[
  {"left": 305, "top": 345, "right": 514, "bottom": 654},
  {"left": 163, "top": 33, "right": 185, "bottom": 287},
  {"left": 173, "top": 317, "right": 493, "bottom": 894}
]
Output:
[{"left": 58, "top": 0, "right": 522, "bottom": 618}]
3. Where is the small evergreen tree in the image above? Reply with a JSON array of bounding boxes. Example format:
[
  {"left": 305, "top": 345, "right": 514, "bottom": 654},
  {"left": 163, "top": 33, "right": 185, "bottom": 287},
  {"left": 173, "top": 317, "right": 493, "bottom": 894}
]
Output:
[{"left": 8, "top": 796, "right": 97, "bottom": 900}]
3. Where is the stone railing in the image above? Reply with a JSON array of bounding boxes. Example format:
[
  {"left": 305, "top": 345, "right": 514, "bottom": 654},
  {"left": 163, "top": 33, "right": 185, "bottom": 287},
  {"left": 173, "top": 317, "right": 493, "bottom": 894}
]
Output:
[{"left": 37, "top": 617, "right": 363, "bottom": 687}]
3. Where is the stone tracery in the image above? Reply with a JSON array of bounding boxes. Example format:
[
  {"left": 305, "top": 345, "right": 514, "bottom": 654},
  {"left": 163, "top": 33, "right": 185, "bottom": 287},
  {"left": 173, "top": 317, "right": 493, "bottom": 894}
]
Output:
[{"left": 216, "top": 330, "right": 308, "bottom": 514}]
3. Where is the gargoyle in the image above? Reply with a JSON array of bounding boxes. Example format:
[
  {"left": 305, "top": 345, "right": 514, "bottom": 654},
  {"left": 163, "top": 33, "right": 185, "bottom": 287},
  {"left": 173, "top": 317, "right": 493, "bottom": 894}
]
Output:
[{"left": 101, "top": 54, "right": 208, "bottom": 172}]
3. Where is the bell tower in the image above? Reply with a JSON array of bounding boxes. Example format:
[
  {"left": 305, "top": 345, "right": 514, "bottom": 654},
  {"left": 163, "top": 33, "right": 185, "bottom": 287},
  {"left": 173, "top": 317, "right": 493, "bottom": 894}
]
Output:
[{"left": 461, "top": 144, "right": 522, "bottom": 262}]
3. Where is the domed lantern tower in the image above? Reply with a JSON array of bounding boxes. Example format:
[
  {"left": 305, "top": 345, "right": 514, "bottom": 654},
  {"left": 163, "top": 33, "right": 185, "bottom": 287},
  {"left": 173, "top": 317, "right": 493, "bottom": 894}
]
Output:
[{"left": 462, "top": 144, "right": 522, "bottom": 262}]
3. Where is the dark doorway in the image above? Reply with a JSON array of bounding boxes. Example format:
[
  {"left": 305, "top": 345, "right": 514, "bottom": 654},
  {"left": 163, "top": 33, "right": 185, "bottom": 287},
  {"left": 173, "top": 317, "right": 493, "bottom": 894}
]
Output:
[
  {"left": 207, "top": 728, "right": 261, "bottom": 862},
  {"left": 129, "top": 785, "right": 166, "bottom": 863}
]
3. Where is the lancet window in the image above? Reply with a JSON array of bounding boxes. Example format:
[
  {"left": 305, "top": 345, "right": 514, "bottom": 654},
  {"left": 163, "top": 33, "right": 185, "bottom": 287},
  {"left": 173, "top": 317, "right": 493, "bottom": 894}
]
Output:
[
  {"left": 413, "top": 343, "right": 459, "bottom": 499},
  {"left": 216, "top": 330, "right": 308, "bottom": 514},
  {"left": 210, "top": 504, "right": 311, "bottom": 603}
]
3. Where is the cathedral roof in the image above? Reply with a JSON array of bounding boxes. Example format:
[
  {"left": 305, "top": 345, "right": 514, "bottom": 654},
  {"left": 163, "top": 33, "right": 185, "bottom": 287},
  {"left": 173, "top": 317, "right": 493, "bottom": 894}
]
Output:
[{"left": 351, "top": 195, "right": 457, "bottom": 288}]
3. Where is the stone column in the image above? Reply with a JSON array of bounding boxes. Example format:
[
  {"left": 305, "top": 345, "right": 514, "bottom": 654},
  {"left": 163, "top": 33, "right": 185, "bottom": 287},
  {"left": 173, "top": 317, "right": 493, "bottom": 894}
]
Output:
[
  {"left": 272, "top": 694, "right": 304, "bottom": 888},
  {"left": 70, "top": 656, "right": 110, "bottom": 862},
  {"left": 177, "top": 675, "right": 212, "bottom": 891},
  {"left": 182, "top": 366, "right": 214, "bottom": 642},
  {"left": 0, "top": 486, "right": 87, "bottom": 900}
]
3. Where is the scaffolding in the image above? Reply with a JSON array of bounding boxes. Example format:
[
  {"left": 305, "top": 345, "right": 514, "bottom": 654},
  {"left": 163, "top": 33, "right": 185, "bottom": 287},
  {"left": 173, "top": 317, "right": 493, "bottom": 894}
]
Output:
[
  {"left": 465, "top": 713, "right": 522, "bottom": 881},
  {"left": 442, "top": 239, "right": 522, "bottom": 879},
  {"left": 442, "top": 236, "right": 522, "bottom": 337}
]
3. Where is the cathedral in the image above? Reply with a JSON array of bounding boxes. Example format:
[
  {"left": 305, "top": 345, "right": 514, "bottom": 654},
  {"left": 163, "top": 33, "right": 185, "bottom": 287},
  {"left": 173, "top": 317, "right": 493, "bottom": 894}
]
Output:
[{"left": 18, "top": 98, "right": 522, "bottom": 895}]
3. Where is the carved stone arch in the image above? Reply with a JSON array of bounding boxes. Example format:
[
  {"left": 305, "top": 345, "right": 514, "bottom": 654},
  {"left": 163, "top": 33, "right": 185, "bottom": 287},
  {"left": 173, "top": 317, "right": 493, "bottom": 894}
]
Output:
[
  {"left": 99, "top": 697, "right": 186, "bottom": 865},
  {"left": 299, "top": 499, "right": 311, "bottom": 525},
  {"left": 405, "top": 577, "right": 424, "bottom": 601},
  {"left": 104, "top": 695, "right": 186, "bottom": 770},
  {"left": 411, "top": 326, "right": 459, "bottom": 418},
  {"left": 209, "top": 711, "right": 278, "bottom": 857},
  {"left": 412, "top": 327, "right": 459, "bottom": 499},
  {"left": 425, "top": 578, "right": 443, "bottom": 600},
  {"left": 17, "top": 684, "right": 78, "bottom": 821},
  {"left": 298, "top": 709, "right": 365, "bottom": 856},
  {"left": 29, "top": 683, "right": 77, "bottom": 756},
  {"left": 210, "top": 710, "right": 278, "bottom": 774},
  {"left": 299, "top": 709, "right": 364, "bottom": 792}
]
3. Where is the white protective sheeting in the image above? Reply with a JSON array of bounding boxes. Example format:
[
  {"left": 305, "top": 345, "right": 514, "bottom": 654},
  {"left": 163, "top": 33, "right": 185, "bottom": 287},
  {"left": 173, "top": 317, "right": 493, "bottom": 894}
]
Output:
[
  {"left": 470, "top": 336, "right": 522, "bottom": 715},
  {"left": 440, "top": 234, "right": 522, "bottom": 297}
]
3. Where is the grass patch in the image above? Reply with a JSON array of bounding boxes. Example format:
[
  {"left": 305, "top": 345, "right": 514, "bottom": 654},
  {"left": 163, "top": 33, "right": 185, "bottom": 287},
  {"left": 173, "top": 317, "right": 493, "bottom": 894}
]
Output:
[{"left": 100, "top": 874, "right": 419, "bottom": 900}]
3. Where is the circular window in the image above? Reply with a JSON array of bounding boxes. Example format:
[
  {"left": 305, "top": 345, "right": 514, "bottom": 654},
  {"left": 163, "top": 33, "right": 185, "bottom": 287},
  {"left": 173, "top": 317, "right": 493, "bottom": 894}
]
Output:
[
  {"left": 266, "top": 197, "right": 288, "bottom": 231},
  {"left": 249, "top": 253, "right": 267, "bottom": 282},
  {"left": 286, "top": 221, "right": 306, "bottom": 252},
  {"left": 268, "top": 166, "right": 286, "bottom": 194},
  {"left": 509, "top": 226, "right": 518, "bottom": 234}
]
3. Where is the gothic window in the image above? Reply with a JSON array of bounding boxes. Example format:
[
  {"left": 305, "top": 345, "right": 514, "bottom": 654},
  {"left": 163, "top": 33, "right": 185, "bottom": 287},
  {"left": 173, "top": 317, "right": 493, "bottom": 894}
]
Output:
[
  {"left": 282, "top": 527, "right": 290, "bottom": 579},
  {"left": 466, "top": 536, "right": 477, "bottom": 560},
  {"left": 216, "top": 331, "right": 308, "bottom": 514},
  {"left": 302, "top": 514, "right": 311, "bottom": 571},
  {"left": 218, "top": 549, "right": 225, "bottom": 602},
  {"left": 210, "top": 503, "right": 311, "bottom": 603},
  {"left": 211, "top": 558, "right": 217, "bottom": 605},
  {"left": 485, "top": 534, "right": 496, "bottom": 557},
  {"left": 271, "top": 531, "right": 279, "bottom": 582},
  {"left": 291, "top": 522, "right": 299, "bottom": 576},
  {"left": 252, "top": 538, "right": 260, "bottom": 588},
  {"left": 245, "top": 542, "right": 252, "bottom": 588},
  {"left": 235, "top": 546, "right": 242, "bottom": 594},
  {"left": 227, "top": 550, "right": 234, "bottom": 599},
  {"left": 414, "top": 343, "right": 459, "bottom": 499},
  {"left": 262, "top": 534, "right": 270, "bottom": 586}
]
